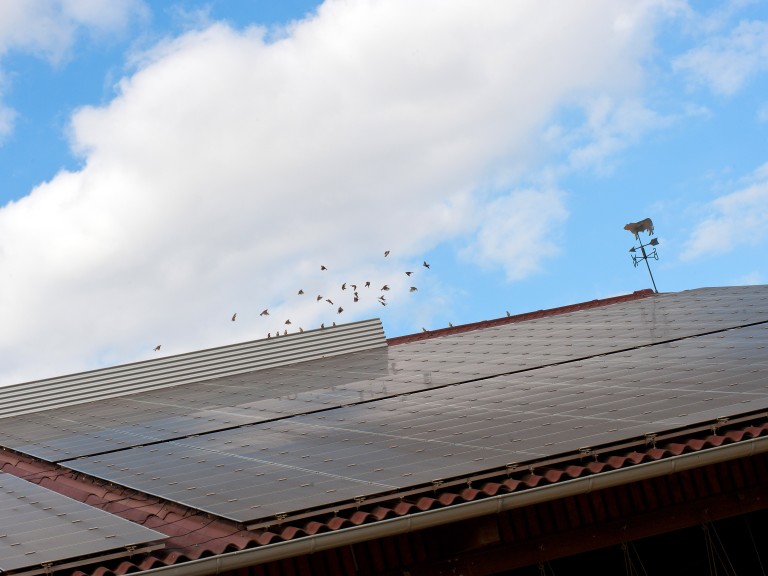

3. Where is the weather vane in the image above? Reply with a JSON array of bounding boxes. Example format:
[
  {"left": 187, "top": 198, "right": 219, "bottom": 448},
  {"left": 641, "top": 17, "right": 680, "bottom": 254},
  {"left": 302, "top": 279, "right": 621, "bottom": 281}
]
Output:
[{"left": 624, "top": 217, "right": 659, "bottom": 293}]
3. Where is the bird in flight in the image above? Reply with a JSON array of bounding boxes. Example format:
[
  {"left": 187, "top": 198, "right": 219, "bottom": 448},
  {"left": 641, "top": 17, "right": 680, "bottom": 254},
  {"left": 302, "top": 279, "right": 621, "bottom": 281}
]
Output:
[
  {"left": 232, "top": 313, "right": 237, "bottom": 321},
  {"left": 423, "top": 261, "right": 430, "bottom": 269},
  {"left": 384, "top": 250, "right": 390, "bottom": 257},
  {"left": 353, "top": 294, "right": 359, "bottom": 302},
  {"left": 379, "top": 300, "right": 387, "bottom": 306},
  {"left": 317, "top": 295, "right": 323, "bottom": 301},
  {"left": 153, "top": 345, "right": 161, "bottom": 351},
  {"left": 326, "top": 298, "right": 334, "bottom": 305},
  {"left": 365, "top": 281, "right": 371, "bottom": 288},
  {"left": 298, "top": 289, "right": 304, "bottom": 295},
  {"left": 341, "top": 283, "right": 346, "bottom": 290},
  {"left": 409, "top": 287, "right": 418, "bottom": 292},
  {"left": 381, "top": 284, "right": 390, "bottom": 291},
  {"left": 285, "top": 319, "right": 291, "bottom": 325},
  {"left": 337, "top": 306, "right": 344, "bottom": 314},
  {"left": 321, "top": 265, "right": 328, "bottom": 270},
  {"left": 350, "top": 284, "right": 357, "bottom": 291},
  {"left": 260, "top": 309, "right": 269, "bottom": 316},
  {"left": 405, "top": 271, "right": 413, "bottom": 276}
]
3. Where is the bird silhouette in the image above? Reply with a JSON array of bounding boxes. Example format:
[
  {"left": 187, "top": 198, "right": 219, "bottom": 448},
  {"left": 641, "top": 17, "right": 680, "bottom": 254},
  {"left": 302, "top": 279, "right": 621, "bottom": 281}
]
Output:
[
  {"left": 365, "top": 281, "right": 370, "bottom": 288},
  {"left": 298, "top": 289, "right": 304, "bottom": 295},
  {"left": 341, "top": 283, "right": 346, "bottom": 290},
  {"left": 422, "top": 327, "right": 428, "bottom": 332},
  {"left": 409, "top": 287, "right": 418, "bottom": 292},
  {"left": 232, "top": 313, "right": 237, "bottom": 321},
  {"left": 350, "top": 284, "right": 357, "bottom": 291},
  {"left": 321, "top": 265, "right": 328, "bottom": 270},
  {"left": 267, "top": 333, "right": 271, "bottom": 338},
  {"left": 285, "top": 319, "right": 292, "bottom": 325},
  {"left": 284, "top": 330, "right": 287, "bottom": 335},
  {"left": 260, "top": 309, "right": 269, "bottom": 316},
  {"left": 320, "top": 323, "right": 325, "bottom": 329},
  {"left": 405, "top": 271, "right": 413, "bottom": 276},
  {"left": 326, "top": 298, "right": 334, "bottom": 305},
  {"left": 299, "top": 327, "right": 304, "bottom": 333},
  {"left": 384, "top": 250, "right": 390, "bottom": 257},
  {"left": 423, "top": 261, "right": 430, "bottom": 269},
  {"left": 337, "top": 306, "right": 344, "bottom": 314},
  {"left": 317, "top": 295, "right": 323, "bottom": 301},
  {"left": 378, "top": 295, "right": 386, "bottom": 302},
  {"left": 153, "top": 345, "right": 161, "bottom": 351},
  {"left": 448, "top": 322, "right": 453, "bottom": 327},
  {"left": 379, "top": 300, "right": 387, "bottom": 306},
  {"left": 381, "top": 285, "right": 390, "bottom": 291}
]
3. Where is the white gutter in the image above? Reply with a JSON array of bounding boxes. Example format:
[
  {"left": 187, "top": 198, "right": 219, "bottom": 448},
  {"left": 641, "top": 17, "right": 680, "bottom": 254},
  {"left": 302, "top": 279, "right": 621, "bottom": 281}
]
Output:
[{"left": 136, "top": 435, "right": 768, "bottom": 575}]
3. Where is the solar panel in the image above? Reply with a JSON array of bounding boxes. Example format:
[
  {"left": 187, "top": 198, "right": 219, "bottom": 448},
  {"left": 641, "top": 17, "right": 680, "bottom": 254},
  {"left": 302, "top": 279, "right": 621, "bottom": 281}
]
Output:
[
  {"left": 66, "top": 320, "right": 768, "bottom": 526},
  {"left": 0, "top": 473, "right": 164, "bottom": 573},
  {"left": 4, "top": 286, "right": 768, "bottom": 464}
]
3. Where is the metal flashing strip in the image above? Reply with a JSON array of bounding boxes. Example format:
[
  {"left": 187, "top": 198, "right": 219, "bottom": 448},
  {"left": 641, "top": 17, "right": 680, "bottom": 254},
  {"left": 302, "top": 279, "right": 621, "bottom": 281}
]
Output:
[{"left": 0, "top": 319, "right": 386, "bottom": 420}]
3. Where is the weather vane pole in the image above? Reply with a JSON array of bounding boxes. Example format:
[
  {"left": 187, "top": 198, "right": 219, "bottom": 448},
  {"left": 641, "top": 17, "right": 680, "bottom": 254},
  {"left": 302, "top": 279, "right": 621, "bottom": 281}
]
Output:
[{"left": 624, "top": 217, "right": 660, "bottom": 293}]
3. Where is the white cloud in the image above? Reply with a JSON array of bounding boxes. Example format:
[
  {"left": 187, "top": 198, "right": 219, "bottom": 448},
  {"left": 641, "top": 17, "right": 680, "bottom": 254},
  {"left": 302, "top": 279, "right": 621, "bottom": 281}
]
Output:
[
  {"left": 461, "top": 189, "right": 569, "bottom": 281},
  {"left": 0, "top": 0, "right": 146, "bottom": 139},
  {"left": 0, "top": 0, "right": 671, "bottom": 384},
  {"left": 681, "top": 162, "right": 768, "bottom": 260},
  {"left": 673, "top": 19, "right": 768, "bottom": 95}
]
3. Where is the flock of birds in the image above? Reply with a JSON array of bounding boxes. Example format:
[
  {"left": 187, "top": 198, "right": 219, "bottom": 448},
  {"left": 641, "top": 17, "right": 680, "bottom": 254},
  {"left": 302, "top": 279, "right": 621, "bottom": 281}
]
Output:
[{"left": 153, "top": 251, "right": 432, "bottom": 351}]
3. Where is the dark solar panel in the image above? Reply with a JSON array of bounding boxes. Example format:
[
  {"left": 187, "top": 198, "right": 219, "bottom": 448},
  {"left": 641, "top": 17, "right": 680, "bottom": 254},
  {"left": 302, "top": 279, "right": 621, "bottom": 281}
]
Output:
[
  {"left": 66, "top": 319, "right": 768, "bottom": 526},
  {"left": 0, "top": 473, "right": 164, "bottom": 573},
  {"left": 3, "top": 286, "right": 767, "bottom": 463}
]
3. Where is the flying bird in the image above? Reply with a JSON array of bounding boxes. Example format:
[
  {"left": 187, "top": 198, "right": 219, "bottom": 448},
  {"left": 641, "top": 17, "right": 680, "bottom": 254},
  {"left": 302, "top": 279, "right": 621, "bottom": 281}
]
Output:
[
  {"left": 260, "top": 309, "right": 269, "bottom": 316},
  {"left": 354, "top": 295, "right": 359, "bottom": 302},
  {"left": 384, "top": 250, "right": 390, "bottom": 257},
  {"left": 423, "top": 261, "right": 430, "bottom": 269},
  {"left": 231, "top": 313, "right": 237, "bottom": 321},
  {"left": 267, "top": 333, "right": 271, "bottom": 338},
  {"left": 365, "top": 281, "right": 371, "bottom": 288},
  {"left": 405, "top": 271, "right": 413, "bottom": 276},
  {"left": 337, "top": 306, "right": 344, "bottom": 314},
  {"left": 321, "top": 265, "right": 328, "bottom": 270},
  {"left": 285, "top": 319, "right": 292, "bottom": 325},
  {"left": 379, "top": 300, "right": 387, "bottom": 306},
  {"left": 342, "top": 283, "right": 346, "bottom": 290},
  {"left": 298, "top": 289, "right": 304, "bottom": 295},
  {"left": 153, "top": 345, "right": 161, "bottom": 351},
  {"left": 350, "top": 284, "right": 357, "bottom": 291},
  {"left": 381, "top": 285, "right": 390, "bottom": 291},
  {"left": 409, "top": 287, "right": 418, "bottom": 292},
  {"left": 317, "top": 295, "right": 323, "bottom": 301},
  {"left": 326, "top": 298, "right": 334, "bottom": 305}
]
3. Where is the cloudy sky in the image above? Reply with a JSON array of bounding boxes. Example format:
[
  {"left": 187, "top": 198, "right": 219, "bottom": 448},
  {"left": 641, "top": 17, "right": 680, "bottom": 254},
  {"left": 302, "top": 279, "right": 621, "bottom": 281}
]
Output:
[{"left": 0, "top": 0, "right": 766, "bottom": 385}]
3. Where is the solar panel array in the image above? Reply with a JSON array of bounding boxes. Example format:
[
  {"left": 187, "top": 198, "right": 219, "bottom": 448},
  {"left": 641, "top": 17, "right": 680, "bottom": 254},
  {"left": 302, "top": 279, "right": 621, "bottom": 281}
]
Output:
[
  {"left": 0, "top": 473, "right": 164, "bottom": 573},
  {"left": 2, "top": 286, "right": 766, "bottom": 464},
  {"left": 2, "top": 286, "right": 767, "bottom": 528}
]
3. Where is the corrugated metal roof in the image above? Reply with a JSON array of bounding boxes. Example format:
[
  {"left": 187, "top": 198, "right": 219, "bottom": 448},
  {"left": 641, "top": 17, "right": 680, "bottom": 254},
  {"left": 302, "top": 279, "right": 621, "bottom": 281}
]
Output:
[{"left": 0, "top": 319, "right": 385, "bottom": 419}]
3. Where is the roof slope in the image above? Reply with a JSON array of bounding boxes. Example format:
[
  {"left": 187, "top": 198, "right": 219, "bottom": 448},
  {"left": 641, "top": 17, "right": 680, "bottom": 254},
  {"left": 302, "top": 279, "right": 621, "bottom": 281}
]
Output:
[{"left": 0, "top": 285, "right": 767, "bottom": 574}]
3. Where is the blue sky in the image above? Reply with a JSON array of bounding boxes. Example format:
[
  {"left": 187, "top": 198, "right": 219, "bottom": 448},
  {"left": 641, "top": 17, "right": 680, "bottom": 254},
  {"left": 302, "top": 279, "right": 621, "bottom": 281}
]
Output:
[{"left": 0, "top": 0, "right": 766, "bottom": 385}]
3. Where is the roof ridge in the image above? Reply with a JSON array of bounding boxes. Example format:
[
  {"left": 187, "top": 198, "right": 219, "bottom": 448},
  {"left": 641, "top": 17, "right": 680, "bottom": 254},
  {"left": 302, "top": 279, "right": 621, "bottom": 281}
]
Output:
[{"left": 387, "top": 289, "right": 656, "bottom": 345}]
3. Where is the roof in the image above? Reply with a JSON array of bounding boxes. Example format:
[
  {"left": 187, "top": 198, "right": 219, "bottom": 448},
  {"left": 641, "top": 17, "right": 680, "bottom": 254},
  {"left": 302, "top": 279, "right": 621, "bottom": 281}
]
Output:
[{"left": 0, "top": 285, "right": 767, "bottom": 574}]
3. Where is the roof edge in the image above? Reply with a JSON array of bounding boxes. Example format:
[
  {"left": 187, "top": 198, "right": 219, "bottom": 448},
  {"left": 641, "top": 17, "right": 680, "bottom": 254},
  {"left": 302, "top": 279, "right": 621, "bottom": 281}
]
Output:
[{"left": 387, "top": 289, "right": 656, "bottom": 345}]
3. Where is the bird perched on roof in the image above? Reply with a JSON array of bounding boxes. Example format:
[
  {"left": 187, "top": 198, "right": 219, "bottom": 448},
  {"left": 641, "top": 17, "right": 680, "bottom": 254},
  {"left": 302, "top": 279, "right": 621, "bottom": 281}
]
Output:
[
  {"left": 260, "top": 309, "right": 269, "bottom": 316},
  {"left": 448, "top": 322, "right": 453, "bottom": 327},
  {"left": 267, "top": 333, "right": 271, "bottom": 338},
  {"left": 299, "top": 327, "right": 304, "bottom": 333},
  {"left": 320, "top": 323, "right": 325, "bottom": 329},
  {"left": 409, "top": 286, "right": 417, "bottom": 292},
  {"left": 423, "top": 261, "right": 430, "bottom": 268},
  {"left": 153, "top": 345, "right": 161, "bottom": 351},
  {"left": 284, "top": 330, "right": 287, "bottom": 335},
  {"left": 379, "top": 300, "right": 387, "bottom": 306},
  {"left": 506, "top": 311, "right": 511, "bottom": 317},
  {"left": 298, "top": 289, "right": 304, "bottom": 295},
  {"left": 405, "top": 271, "right": 413, "bottom": 276},
  {"left": 337, "top": 306, "right": 344, "bottom": 314},
  {"left": 422, "top": 327, "right": 428, "bottom": 332},
  {"left": 378, "top": 295, "right": 386, "bottom": 302},
  {"left": 232, "top": 313, "right": 237, "bottom": 321},
  {"left": 321, "top": 265, "right": 328, "bottom": 270},
  {"left": 384, "top": 250, "right": 390, "bottom": 257}
]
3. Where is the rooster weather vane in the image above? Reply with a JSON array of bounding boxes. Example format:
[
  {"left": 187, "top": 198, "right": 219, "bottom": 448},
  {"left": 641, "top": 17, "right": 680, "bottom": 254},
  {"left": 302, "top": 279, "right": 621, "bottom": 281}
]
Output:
[{"left": 624, "top": 217, "right": 660, "bottom": 293}]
